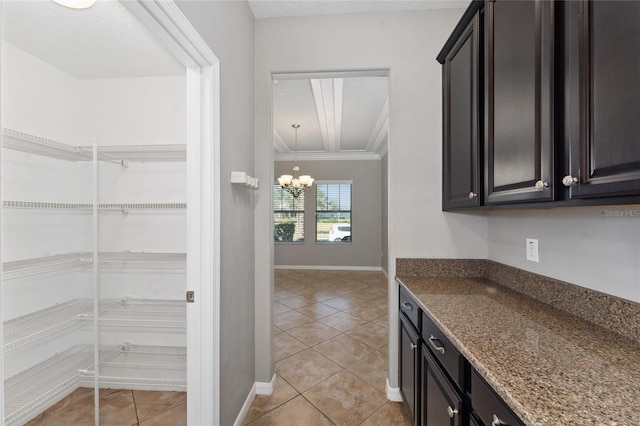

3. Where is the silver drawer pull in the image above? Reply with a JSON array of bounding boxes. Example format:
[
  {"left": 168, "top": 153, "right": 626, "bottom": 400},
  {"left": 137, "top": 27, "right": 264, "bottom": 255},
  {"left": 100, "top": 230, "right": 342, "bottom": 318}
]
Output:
[
  {"left": 492, "top": 414, "right": 507, "bottom": 426},
  {"left": 447, "top": 406, "right": 458, "bottom": 418},
  {"left": 428, "top": 335, "right": 445, "bottom": 354},
  {"left": 401, "top": 301, "right": 413, "bottom": 312},
  {"left": 410, "top": 343, "right": 417, "bottom": 350}
]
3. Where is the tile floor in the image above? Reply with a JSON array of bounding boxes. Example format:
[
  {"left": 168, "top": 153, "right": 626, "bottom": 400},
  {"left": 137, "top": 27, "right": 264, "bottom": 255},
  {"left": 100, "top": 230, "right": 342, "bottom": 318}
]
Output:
[
  {"left": 25, "top": 387, "right": 186, "bottom": 426},
  {"left": 25, "top": 269, "right": 409, "bottom": 426},
  {"left": 245, "top": 269, "right": 411, "bottom": 426}
]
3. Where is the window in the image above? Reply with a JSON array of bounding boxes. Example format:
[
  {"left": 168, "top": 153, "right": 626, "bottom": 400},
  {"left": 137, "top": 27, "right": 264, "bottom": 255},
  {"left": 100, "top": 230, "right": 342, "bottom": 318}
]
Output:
[
  {"left": 316, "top": 182, "right": 351, "bottom": 243},
  {"left": 273, "top": 185, "right": 305, "bottom": 242}
]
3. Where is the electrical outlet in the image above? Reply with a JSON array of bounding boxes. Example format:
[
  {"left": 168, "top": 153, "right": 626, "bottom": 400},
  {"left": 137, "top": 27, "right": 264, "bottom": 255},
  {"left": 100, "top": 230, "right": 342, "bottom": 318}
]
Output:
[{"left": 526, "top": 238, "right": 539, "bottom": 262}]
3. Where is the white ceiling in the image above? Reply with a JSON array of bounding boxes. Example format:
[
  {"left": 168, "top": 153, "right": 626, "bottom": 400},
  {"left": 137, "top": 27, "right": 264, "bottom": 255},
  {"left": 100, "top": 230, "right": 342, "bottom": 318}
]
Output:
[
  {"left": 2, "top": 0, "right": 184, "bottom": 79},
  {"left": 248, "top": 0, "right": 470, "bottom": 19},
  {"left": 3, "top": 0, "right": 464, "bottom": 160}
]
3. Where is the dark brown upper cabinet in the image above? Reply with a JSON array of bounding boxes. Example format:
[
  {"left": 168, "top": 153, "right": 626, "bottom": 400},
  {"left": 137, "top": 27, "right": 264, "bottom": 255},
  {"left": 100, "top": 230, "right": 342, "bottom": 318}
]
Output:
[
  {"left": 441, "top": 12, "right": 482, "bottom": 210},
  {"left": 484, "top": 0, "right": 555, "bottom": 204},
  {"left": 563, "top": 0, "right": 640, "bottom": 199},
  {"left": 438, "top": 2, "right": 484, "bottom": 211}
]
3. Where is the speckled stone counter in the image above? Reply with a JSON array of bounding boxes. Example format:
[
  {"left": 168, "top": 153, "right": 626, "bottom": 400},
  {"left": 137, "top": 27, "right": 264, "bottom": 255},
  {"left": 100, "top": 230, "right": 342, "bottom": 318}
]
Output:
[{"left": 396, "top": 273, "right": 640, "bottom": 425}]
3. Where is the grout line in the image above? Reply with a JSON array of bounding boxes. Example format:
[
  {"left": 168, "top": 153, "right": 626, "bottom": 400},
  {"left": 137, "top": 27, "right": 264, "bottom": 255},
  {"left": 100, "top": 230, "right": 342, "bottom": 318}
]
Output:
[{"left": 132, "top": 389, "right": 140, "bottom": 426}]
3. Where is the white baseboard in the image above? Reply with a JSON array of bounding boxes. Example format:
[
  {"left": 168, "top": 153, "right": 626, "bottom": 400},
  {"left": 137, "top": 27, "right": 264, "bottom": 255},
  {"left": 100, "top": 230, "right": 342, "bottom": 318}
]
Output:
[
  {"left": 386, "top": 379, "right": 402, "bottom": 402},
  {"left": 233, "top": 375, "right": 276, "bottom": 425},
  {"left": 381, "top": 268, "right": 388, "bottom": 279},
  {"left": 274, "top": 265, "right": 382, "bottom": 271},
  {"left": 233, "top": 382, "right": 256, "bottom": 426},
  {"left": 256, "top": 373, "right": 276, "bottom": 395}
]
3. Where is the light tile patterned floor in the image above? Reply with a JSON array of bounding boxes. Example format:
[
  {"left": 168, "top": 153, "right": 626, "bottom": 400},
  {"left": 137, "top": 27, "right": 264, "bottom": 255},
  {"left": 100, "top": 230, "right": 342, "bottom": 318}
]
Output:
[
  {"left": 26, "top": 270, "right": 410, "bottom": 425},
  {"left": 25, "top": 388, "right": 186, "bottom": 426},
  {"left": 246, "top": 269, "right": 411, "bottom": 426}
]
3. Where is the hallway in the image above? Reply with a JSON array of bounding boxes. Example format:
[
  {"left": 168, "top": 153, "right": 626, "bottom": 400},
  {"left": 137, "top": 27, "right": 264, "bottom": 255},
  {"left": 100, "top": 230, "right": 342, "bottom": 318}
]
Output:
[{"left": 245, "top": 269, "right": 411, "bottom": 425}]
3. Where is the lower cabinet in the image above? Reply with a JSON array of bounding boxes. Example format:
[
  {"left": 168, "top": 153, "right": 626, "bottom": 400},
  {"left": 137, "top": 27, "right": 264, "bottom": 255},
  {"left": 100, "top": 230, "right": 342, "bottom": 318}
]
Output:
[{"left": 422, "top": 346, "right": 464, "bottom": 426}]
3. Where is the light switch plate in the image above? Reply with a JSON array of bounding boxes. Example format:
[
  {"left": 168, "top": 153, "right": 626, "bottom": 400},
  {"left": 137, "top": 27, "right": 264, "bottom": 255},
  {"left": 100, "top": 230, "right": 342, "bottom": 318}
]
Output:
[{"left": 526, "top": 238, "right": 539, "bottom": 262}]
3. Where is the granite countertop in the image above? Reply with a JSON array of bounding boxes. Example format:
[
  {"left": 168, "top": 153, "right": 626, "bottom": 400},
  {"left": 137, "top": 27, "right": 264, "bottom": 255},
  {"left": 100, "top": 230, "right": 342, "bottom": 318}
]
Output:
[{"left": 396, "top": 275, "right": 640, "bottom": 426}]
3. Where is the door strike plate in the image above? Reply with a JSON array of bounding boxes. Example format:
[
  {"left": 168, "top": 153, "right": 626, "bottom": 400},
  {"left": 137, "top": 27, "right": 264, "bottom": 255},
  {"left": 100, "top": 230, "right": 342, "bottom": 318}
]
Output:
[{"left": 186, "top": 290, "right": 195, "bottom": 303}]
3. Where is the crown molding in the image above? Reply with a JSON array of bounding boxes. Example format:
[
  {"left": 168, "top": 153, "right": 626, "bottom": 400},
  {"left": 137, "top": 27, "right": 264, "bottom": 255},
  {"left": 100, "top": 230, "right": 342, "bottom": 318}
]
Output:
[{"left": 274, "top": 151, "right": 382, "bottom": 161}]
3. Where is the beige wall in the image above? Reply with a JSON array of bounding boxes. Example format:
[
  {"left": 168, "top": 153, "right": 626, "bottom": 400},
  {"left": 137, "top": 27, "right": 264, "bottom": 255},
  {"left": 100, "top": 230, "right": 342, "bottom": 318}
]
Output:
[
  {"left": 487, "top": 207, "right": 640, "bottom": 302},
  {"left": 274, "top": 159, "right": 383, "bottom": 268}
]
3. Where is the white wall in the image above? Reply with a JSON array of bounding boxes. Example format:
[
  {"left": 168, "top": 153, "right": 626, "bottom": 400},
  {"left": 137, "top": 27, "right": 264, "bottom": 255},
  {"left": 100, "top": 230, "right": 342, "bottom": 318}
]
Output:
[
  {"left": 75, "top": 76, "right": 186, "bottom": 146},
  {"left": 1, "top": 40, "right": 187, "bottom": 378},
  {"left": 254, "top": 8, "right": 486, "bottom": 390},
  {"left": 274, "top": 159, "right": 382, "bottom": 268},
  {"left": 1, "top": 42, "right": 77, "bottom": 143},
  {"left": 487, "top": 207, "right": 640, "bottom": 302},
  {"left": 175, "top": 2, "right": 256, "bottom": 425}
]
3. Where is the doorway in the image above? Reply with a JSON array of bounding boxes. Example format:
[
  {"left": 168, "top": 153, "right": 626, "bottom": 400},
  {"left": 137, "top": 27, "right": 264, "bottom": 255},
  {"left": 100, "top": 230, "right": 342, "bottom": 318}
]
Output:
[
  {"left": 0, "top": 1, "right": 219, "bottom": 424},
  {"left": 254, "top": 70, "right": 394, "bottom": 422}
]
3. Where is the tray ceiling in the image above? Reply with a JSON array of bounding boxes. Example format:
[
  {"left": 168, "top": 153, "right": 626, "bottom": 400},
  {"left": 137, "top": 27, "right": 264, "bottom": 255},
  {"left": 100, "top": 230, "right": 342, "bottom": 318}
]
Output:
[{"left": 273, "top": 74, "right": 389, "bottom": 161}]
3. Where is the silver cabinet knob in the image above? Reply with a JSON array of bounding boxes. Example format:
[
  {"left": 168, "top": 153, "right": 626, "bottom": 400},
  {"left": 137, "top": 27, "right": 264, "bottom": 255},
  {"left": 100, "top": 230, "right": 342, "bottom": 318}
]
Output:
[
  {"left": 468, "top": 191, "right": 477, "bottom": 199},
  {"left": 534, "top": 180, "right": 549, "bottom": 190},
  {"left": 409, "top": 343, "right": 417, "bottom": 350},
  {"left": 562, "top": 175, "right": 578, "bottom": 187},
  {"left": 447, "top": 406, "right": 458, "bottom": 418},
  {"left": 401, "top": 301, "right": 413, "bottom": 312}
]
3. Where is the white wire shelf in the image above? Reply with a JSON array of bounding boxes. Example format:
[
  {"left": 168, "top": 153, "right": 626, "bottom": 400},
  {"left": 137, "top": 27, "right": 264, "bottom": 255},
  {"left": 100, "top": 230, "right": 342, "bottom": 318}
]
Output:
[
  {"left": 4, "top": 345, "right": 92, "bottom": 426},
  {"left": 94, "top": 145, "right": 187, "bottom": 162},
  {"left": 5, "top": 344, "right": 186, "bottom": 425},
  {"left": 2, "top": 201, "right": 92, "bottom": 210},
  {"left": 3, "top": 300, "right": 92, "bottom": 352},
  {"left": 2, "top": 201, "right": 186, "bottom": 210},
  {"left": 86, "top": 299, "right": 187, "bottom": 329},
  {"left": 3, "top": 298, "right": 185, "bottom": 353},
  {"left": 80, "top": 344, "right": 187, "bottom": 391},
  {"left": 97, "top": 202, "right": 186, "bottom": 210},
  {"left": 2, "top": 128, "right": 92, "bottom": 162},
  {"left": 3, "top": 252, "right": 186, "bottom": 281},
  {"left": 3, "top": 253, "right": 90, "bottom": 281},
  {"left": 2, "top": 128, "right": 186, "bottom": 162},
  {"left": 98, "top": 252, "right": 186, "bottom": 269}
]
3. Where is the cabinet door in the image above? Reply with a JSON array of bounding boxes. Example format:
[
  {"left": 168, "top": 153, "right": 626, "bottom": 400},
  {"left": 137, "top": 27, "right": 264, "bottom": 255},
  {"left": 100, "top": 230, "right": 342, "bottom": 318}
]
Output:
[
  {"left": 422, "top": 347, "right": 463, "bottom": 426},
  {"left": 442, "top": 13, "right": 481, "bottom": 209},
  {"left": 564, "top": 0, "right": 640, "bottom": 198},
  {"left": 471, "top": 369, "right": 524, "bottom": 426},
  {"left": 485, "top": 0, "right": 554, "bottom": 204},
  {"left": 400, "top": 314, "right": 420, "bottom": 424}
]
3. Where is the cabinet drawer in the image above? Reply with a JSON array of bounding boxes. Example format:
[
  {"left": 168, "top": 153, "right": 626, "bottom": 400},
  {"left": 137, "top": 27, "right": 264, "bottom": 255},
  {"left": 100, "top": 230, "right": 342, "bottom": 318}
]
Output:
[
  {"left": 422, "top": 346, "right": 464, "bottom": 426},
  {"left": 399, "top": 286, "right": 420, "bottom": 330},
  {"left": 471, "top": 369, "right": 523, "bottom": 426},
  {"left": 422, "top": 312, "right": 464, "bottom": 391}
]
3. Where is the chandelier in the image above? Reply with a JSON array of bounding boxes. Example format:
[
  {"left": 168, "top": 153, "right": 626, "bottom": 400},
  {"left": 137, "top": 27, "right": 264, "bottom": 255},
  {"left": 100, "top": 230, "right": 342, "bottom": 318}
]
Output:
[{"left": 278, "top": 124, "right": 314, "bottom": 198}]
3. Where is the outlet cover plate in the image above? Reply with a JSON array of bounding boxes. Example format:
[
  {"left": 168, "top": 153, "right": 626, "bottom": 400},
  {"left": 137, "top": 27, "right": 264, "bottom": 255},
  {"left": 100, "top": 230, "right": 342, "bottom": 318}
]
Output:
[{"left": 526, "top": 238, "right": 539, "bottom": 262}]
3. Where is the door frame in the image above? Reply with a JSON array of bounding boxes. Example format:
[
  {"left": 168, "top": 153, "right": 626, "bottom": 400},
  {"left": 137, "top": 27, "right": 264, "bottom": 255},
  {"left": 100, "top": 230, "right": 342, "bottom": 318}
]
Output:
[{"left": 120, "top": 1, "right": 221, "bottom": 424}]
